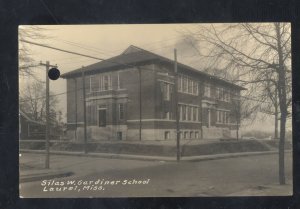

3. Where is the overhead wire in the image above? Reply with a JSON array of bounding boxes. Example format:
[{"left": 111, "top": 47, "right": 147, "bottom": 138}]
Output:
[{"left": 20, "top": 39, "right": 274, "bottom": 105}]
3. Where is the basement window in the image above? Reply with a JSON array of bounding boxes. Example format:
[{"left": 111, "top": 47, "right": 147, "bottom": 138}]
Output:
[{"left": 164, "top": 131, "right": 170, "bottom": 140}]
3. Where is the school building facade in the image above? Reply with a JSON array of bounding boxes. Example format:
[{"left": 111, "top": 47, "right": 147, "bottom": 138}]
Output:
[{"left": 61, "top": 46, "right": 245, "bottom": 141}]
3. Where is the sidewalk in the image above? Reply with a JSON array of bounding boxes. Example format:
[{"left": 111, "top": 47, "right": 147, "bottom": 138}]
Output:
[
  {"left": 19, "top": 149, "right": 290, "bottom": 183},
  {"left": 20, "top": 149, "right": 285, "bottom": 162},
  {"left": 228, "top": 181, "right": 293, "bottom": 196}
]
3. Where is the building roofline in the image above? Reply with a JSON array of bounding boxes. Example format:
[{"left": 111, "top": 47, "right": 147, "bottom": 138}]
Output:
[
  {"left": 19, "top": 109, "right": 45, "bottom": 125},
  {"left": 61, "top": 45, "right": 246, "bottom": 90}
]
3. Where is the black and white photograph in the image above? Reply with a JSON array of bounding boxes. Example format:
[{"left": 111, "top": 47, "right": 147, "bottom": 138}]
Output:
[{"left": 18, "top": 23, "right": 292, "bottom": 198}]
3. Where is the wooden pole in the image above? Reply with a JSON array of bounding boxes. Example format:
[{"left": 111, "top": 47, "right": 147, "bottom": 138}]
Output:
[
  {"left": 82, "top": 67, "right": 88, "bottom": 154},
  {"left": 40, "top": 61, "right": 56, "bottom": 168},
  {"left": 139, "top": 67, "right": 142, "bottom": 141},
  {"left": 45, "top": 61, "right": 50, "bottom": 168},
  {"left": 74, "top": 78, "right": 78, "bottom": 140},
  {"left": 174, "top": 49, "right": 180, "bottom": 162}
]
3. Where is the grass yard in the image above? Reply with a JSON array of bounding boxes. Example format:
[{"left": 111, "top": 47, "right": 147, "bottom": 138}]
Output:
[{"left": 19, "top": 138, "right": 291, "bottom": 157}]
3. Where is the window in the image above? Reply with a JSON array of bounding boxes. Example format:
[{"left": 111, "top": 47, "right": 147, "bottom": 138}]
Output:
[
  {"left": 117, "top": 132, "right": 122, "bottom": 140},
  {"left": 119, "top": 104, "right": 124, "bottom": 120},
  {"left": 188, "top": 79, "right": 193, "bottom": 93},
  {"left": 225, "top": 112, "right": 229, "bottom": 124},
  {"left": 89, "top": 74, "right": 112, "bottom": 92},
  {"left": 195, "top": 131, "right": 199, "bottom": 139},
  {"left": 103, "top": 75, "right": 110, "bottom": 90},
  {"left": 193, "top": 107, "right": 197, "bottom": 121},
  {"left": 193, "top": 82, "right": 198, "bottom": 95},
  {"left": 161, "top": 82, "right": 170, "bottom": 101},
  {"left": 219, "top": 88, "right": 224, "bottom": 100},
  {"left": 164, "top": 131, "right": 170, "bottom": 140},
  {"left": 220, "top": 111, "right": 224, "bottom": 123},
  {"left": 216, "top": 87, "right": 230, "bottom": 102},
  {"left": 216, "top": 87, "right": 222, "bottom": 100},
  {"left": 117, "top": 72, "right": 123, "bottom": 89},
  {"left": 179, "top": 132, "right": 183, "bottom": 139},
  {"left": 204, "top": 84, "right": 210, "bottom": 97},
  {"left": 224, "top": 90, "right": 229, "bottom": 101},
  {"left": 98, "top": 109, "right": 106, "bottom": 127},
  {"left": 217, "top": 110, "right": 230, "bottom": 124},
  {"left": 182, "top": 105, "right": 186, "bottom": 121},
  {"left": 190, "top": 131, "right": 193, "bottom": 139},
  {"left": 182, "top": 76, "right": 187, "bottom": 93},
  {"left": 178, "top": 77, "right": 182, "bottom": 92},
  {"left": 178, "top": 75, "right": 198, "bottom": 95},
  {"left": 179, "top": 104, "right": 199, "bottom": 121},
  {"left": 90, "top": 76, "right": 99, "bottom": 92},
  {"left": 163, "top": 111, "right": 170, "bottom": 120},
  {"left": 187, "top": 106, "right": 191, "bottom": 121},
  {"left": 184, "top": 131, "right": 188, "bottom": 139}
]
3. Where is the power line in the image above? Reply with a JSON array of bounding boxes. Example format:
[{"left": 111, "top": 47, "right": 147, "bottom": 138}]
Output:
[
  {"left": 20, "top": 39, "right": 165, "bottom": 79},
  {"left": 52, "top": 38, "right": 114, "bottom": 57},
  {"left": 20, "top": 39, "right": 273, "bottom": 105},
  {"left": 20, "top": 39, "right": 106, "bottom": 61}
]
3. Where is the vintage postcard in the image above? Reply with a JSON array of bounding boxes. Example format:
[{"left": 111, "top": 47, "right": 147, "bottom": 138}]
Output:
[{"left": 19, "top": 23, "right": 292, "bottom": 197}]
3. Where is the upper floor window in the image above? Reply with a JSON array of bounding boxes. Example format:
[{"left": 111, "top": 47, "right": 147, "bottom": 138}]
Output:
[
  {"left": 89, "top": 74, "right": 112, "bottom": 93},
  {"left": 90, "top": 76, "right": 99, "bottom": 92},
  {"left": 204, "top": 84, "right": 211, "bottom": 97},
  {"left": 216, "top": 87, "right": 230, "bottom": 102},
  {"left": 117, "top": 72, "right": 123, "bottom": 89},
  {"left": 178, "top": 75, "right": 198, "bottom": 95},
  {"left": 161, "top": 82, "right": 171, "bottom": 101}
]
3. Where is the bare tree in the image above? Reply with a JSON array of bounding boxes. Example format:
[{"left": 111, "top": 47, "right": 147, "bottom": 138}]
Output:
[
  {"left": 230, "top": 91, "right": 260, "bottom": 140},
  {"left": 19, "top": 26, "right": 49, "bottom": 79},
  {"left": 19, "top": 81, "right": 58, "bottom": 124},
  {"left": 182, "top": 23, "right": 291, "bottom": 185}
]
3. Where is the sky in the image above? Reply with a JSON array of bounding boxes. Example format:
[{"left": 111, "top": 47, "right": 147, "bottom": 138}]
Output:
[{"left": 18, "top": 24, "right": 290, "bottom": 133}]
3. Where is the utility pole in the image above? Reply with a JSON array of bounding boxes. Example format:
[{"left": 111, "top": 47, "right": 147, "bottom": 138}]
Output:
[
  {"left": 74, "top": 78, "right": 78, "bottom": 140},
  {"left": 138, "top": 67, "right": 142, "bottom": 141},
  {"left": 174, "top": 49, "right": 180, "bottom": 162},
  {"left": 40, "top": 61, "right": 56, "bottom": 169},
  {"left": 81, "top": 67, "right": 88, "bottom": 154}
]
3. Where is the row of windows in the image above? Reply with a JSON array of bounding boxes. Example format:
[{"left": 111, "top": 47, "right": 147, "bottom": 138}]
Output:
[
  {"left": 88, "top": 73, "right": 239, "bottom": 103},
  {"left": 216, "top": 87, "right": 230, "bottom": 102},
  {"left": 217, "top": 110, "right": 230, "bottom": 124},
  {"left": 164, "top": 131, "right": 200, "bottom": 140},
  {"left": 89, "top": 74, "right": 112, "bottom": 92},
  {"left": 178, "top": 75, "right": 198, "bottom": 95},
  {"left": 89, "top": 73, "right": 124, "bottom": 93},
  {"left": 177, "top": 77, "right": 238, "bottom": 102},
  {"left": 178, "top": 104, "right": 199, "bottom": 122}
]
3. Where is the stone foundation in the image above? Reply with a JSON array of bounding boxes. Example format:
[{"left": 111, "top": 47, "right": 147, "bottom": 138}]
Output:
[
  {"left": 67, "top": 125, "right": 128, "bottom": 141},
  {"left": 202, "top": 127, "right": 223, "bottom": 139},
  {"left": 67, "top": 126, "right": 233, "bottom": 141}
]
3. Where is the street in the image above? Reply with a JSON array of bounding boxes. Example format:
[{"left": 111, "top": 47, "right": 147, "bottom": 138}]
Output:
[{"left": 20, "top": 152, "right": 292, "bottom": 197}]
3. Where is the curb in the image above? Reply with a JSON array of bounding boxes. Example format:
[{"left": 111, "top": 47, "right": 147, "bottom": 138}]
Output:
[
  {"left": 20, "top": 149, "right": 291, "bottom": 162},
  {"left": 20, "top": 149, "right": 175, "bottom": 162},
  {"left": 183, "top": 150, "right": 281, "bottom": 162},
  {"left": 20, "top": 171, "right": 74, "bottom": 183}
]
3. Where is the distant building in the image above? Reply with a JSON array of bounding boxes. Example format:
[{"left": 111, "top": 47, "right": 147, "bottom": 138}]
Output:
[
  {"left": 19, "top": 110, "right": 64, "bottom": 140},
  {"left": 61, "top": 45, "right": 246, "bottom": 141},
  {"left": 19, "top": 110, "right": 45, "bottom": 140}
]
